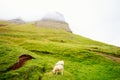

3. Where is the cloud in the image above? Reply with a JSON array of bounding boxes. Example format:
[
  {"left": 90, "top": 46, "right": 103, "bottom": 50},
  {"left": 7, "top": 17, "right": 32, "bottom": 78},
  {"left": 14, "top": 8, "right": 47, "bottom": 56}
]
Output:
[{"left": 42, "top": 12, "right": 65, "bottom": 22}]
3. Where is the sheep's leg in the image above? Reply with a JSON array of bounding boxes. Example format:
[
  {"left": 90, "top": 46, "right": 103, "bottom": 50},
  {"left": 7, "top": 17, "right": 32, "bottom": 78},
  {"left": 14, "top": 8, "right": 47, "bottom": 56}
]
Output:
[
  {"left": 61, "top": 70, "right": 63, "bottom": 75},
  {"left": 55, "top": 71, "right": 58, "bottom": 75}
]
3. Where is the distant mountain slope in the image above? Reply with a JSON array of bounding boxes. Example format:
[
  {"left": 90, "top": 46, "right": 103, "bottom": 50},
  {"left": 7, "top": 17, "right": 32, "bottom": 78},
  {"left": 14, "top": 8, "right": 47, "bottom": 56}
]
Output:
[{"left": 0, "top": 21, "right": 120, "bottom": 80}]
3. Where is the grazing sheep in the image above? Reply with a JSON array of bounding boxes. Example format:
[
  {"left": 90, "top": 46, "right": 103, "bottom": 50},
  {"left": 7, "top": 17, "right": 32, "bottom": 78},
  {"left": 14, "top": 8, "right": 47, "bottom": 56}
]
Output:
[{"left": 52, "top": 60, "right": 64, "bottom": 75}]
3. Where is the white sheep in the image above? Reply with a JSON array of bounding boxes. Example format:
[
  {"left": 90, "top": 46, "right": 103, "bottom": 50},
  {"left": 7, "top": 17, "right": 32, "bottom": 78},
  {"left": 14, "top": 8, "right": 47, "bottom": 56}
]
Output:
[{"left": 52, "top": 60, "right": 64, "bottom": 75}]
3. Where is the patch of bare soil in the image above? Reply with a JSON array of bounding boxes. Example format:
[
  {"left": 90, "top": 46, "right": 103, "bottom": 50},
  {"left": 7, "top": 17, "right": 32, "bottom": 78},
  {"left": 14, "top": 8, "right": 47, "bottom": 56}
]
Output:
[
  {"left": 8, "top": 54, "right": 34, "bottom": 71},
  {"left": 97, "top": 53, "right": 120, "bottom": 63},
  {"left": 0, "top": 24, "right": 7, "bottom": 27}
]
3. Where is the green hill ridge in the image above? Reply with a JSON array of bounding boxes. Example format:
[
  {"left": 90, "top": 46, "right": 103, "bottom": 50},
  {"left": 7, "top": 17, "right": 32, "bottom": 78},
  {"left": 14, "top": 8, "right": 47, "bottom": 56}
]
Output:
[{"left": 0, "top": 21, "right": 120, "bottom": 80}]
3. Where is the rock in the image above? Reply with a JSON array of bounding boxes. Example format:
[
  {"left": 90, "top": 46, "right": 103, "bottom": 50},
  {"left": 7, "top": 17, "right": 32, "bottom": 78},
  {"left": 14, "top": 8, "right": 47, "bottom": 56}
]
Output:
[
  {"left": 36, "top": 12, "right": 72, "bottom": 32},
  {"left": 8, "top": 18, "right": 25, "bottom": 24}
]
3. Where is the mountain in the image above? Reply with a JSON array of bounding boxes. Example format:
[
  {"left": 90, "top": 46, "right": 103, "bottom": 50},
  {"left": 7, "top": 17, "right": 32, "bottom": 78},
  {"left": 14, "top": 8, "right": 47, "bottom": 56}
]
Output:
[
  {"left": 0, "top": 20, "right": 120, "bottom": 80},
  {"left": 36, "top": 12, "right": 72, "bottom": 32}
]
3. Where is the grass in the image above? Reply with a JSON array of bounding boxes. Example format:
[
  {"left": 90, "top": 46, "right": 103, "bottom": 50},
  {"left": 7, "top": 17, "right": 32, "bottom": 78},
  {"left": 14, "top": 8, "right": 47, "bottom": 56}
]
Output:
[{"left": 0, "top": 21, "right": 120, "bottom": 80}]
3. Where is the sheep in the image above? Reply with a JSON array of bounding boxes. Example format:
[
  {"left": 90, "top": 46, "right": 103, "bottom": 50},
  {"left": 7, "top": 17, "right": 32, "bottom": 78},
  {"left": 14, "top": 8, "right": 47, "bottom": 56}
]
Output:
[{"left": 52, "top": 60, "right": 64, "bottom": 75}]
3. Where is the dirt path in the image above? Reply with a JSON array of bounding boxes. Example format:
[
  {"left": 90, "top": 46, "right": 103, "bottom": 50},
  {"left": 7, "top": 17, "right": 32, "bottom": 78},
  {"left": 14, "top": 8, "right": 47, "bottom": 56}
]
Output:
[{"left": 97, "top": 53, "right": 120, "bottom": 63}]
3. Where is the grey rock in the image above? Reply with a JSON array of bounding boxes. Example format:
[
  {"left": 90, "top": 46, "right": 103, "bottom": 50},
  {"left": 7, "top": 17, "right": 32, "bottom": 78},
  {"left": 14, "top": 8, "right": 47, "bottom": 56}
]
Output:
[
  {"left": 8, "top": 18, "right": 25, "bottom": 24},
  {"left": 36, "top": 12, "right": 72, "bottom": 32}
]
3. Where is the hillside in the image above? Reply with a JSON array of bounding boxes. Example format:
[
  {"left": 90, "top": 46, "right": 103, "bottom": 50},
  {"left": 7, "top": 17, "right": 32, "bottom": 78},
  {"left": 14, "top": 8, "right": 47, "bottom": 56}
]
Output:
[{"left": 0, "top": 21, "right": 120, "bottom": 80}]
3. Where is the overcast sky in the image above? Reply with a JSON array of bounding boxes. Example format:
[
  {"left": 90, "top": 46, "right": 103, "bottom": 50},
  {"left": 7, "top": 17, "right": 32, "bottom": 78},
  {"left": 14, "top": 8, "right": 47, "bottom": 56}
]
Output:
[{"left": 0, "top": 0, "right": 120, "bottom": 47}]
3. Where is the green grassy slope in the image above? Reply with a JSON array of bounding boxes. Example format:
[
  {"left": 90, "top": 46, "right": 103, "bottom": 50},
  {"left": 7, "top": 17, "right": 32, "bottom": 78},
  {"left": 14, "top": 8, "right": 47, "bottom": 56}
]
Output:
[{"left": 0, "top": 21, "right": 120, "bottom": 80}]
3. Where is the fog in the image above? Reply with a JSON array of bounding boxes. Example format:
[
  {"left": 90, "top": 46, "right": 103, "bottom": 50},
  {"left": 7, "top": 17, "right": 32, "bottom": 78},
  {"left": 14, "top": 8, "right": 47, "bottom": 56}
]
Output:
[
  {"left": 0, "top": 0, "right": 120, "bottom": 46},
  {"left": 42, "top": 12, "right": 65, "bottom": 22}
]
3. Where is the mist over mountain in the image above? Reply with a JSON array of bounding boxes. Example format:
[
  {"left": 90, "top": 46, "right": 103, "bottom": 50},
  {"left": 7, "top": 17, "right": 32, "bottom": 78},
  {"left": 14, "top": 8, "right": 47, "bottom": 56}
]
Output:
[{"left": 41, "top": 12, "right": 66, "bottom": 22}]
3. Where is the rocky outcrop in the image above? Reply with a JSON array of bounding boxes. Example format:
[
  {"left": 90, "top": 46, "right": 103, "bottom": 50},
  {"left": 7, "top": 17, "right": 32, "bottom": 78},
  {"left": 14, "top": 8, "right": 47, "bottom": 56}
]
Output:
[
  {"left": 8, "top": 18, "right": 25, "bottom": 24},
  {"left": 36, "top": 12, "right": 72, "bottom": 32},
  {"left": 36, "top": 20, "right": 72, "bottom": 32}
]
